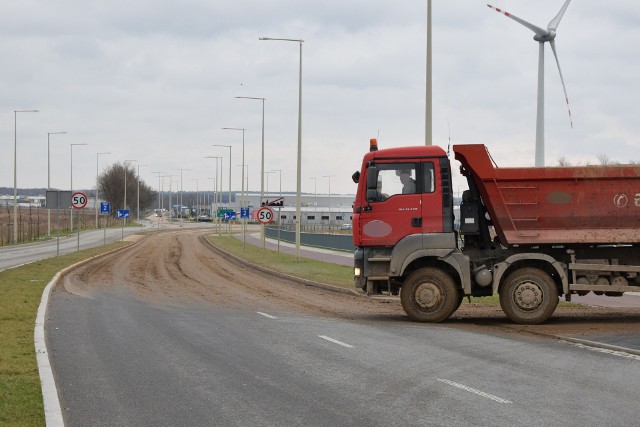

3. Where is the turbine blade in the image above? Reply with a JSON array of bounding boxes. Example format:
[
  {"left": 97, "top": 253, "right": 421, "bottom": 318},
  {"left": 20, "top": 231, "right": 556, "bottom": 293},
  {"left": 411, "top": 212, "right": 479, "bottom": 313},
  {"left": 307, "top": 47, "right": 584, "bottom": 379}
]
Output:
[
  {"left": 549, "top": 40, "right": 573, "bottom": 128},
  {"left": 487, "top": 4, "right": 548, "bottom": 38},
  {"left": 548, "top": 0, "right": 572, "bottom": 31}
]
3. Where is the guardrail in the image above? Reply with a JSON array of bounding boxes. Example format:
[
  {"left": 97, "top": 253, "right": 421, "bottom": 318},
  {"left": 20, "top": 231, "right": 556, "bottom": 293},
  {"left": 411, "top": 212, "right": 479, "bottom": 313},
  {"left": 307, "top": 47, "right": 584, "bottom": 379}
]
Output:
[{"left": 265, "top": 226, "right": 354, "bottom": 252}]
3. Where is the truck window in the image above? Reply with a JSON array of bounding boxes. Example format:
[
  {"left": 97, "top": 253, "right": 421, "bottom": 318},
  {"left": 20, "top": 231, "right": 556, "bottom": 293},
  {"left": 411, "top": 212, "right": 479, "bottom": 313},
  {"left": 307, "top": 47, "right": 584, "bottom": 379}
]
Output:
[
  {"left": 372, "top": 163, "right": 418, "bottom": 200},
  {"left": 423, "top": 162, "right": 435, "bottom": 193}
]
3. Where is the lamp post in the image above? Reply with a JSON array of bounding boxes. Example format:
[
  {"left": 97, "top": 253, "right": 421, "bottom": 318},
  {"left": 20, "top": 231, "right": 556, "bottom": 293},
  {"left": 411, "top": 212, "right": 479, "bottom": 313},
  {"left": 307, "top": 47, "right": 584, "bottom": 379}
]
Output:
[
  {"left": 214, "top": 144, "right": 232, "bottom": 237},
  {"left": 123, "top": 159, "right": 136, "bottom": 223},
  {"left": 205, "top": 155, "right": 222, "bottom": 233},
  {"left": 222, "top": 128, "right": 245, "bottom": 209},
  {"left": 136, "top": 164, "right": 148, "bottom": 225},
  {"left": 272, "top": 169, "right": 283, "bottom": 253},
  {"left": 192, "top": 178, "right": 199, "bottom": 221},
  {"left": 426, "top": 0, "right": 432, "bottom": 146},
  {"left": 260, "top": 37, "right": 303, "bottom": 260},
  {"left": 96, "top": 152, "right": 111, "bottom": 229},
  {"left": 152, "top": 171, "right": 167, "bottom": 229},
  {"left": 13, "top": 109, "right": 38, "bottom": 244},
  {"left": 70, "top": 143, "right": 88, "bottom": 232},
  {"left": 172, "top": 168, "right": 189, "bottom": 227},
  {"left": 47, "top": 131, "right": 67, "bottom": 237}
]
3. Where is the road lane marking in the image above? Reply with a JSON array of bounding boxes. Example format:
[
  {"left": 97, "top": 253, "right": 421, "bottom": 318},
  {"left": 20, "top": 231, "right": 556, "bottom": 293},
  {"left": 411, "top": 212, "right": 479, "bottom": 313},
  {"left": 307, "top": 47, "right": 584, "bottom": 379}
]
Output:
[
  {"left": 437, "top": 379, "right": 512, "bottom": 404},
  {"left": 318, "top": 335, "right": 354, "bottom": 348},
  {"left": 257, "top": 311, "right": 278, "bottom": 319},
  {"left": 567, "top": 341, "right": 640, "bottom": 361}
]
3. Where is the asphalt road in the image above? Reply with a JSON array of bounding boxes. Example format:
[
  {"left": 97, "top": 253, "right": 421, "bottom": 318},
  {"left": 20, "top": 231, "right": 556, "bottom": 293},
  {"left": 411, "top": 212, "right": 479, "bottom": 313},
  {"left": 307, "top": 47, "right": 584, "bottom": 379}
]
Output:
[
  {"left": 0, "top": 224, "right": 145, "bottom": 271},
  {"left": 47, "top": 288, "right": 640, "bottom": 427},
  {"left": 45, "top": 231, "right": 640, "bottom": 426}
]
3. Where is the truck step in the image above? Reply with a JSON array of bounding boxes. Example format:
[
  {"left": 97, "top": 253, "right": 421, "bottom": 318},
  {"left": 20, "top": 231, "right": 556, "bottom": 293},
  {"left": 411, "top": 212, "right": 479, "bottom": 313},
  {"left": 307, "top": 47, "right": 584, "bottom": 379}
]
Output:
[{"left": 368, "top": 257, "right": 392, "bottom": 262}]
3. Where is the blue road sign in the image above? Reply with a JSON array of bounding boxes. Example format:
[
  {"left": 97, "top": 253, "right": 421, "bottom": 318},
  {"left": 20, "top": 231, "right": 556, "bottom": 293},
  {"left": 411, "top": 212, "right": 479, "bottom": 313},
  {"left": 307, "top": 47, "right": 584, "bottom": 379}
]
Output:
[
  {"left": 223, "top": 211, "right": 236, "bottom": 221},
  {"left": 116, "top": 209, "right": 130, "bottom": 218},
  {"left": 100, "top": 202, "right": 111, "bottom": 214},
  {"left": 240, "top": 208, "right": 250, "bottom": 219}
]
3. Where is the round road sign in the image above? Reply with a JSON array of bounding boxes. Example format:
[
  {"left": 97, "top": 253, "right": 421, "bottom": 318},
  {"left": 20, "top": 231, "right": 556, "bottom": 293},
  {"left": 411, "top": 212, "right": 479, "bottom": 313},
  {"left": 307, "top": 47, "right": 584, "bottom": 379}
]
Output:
[
  {"left": 257, "top": 206, "right": 274, "bottom": 224},
  {"left": 71, "top": 192, "right": 88, "bottom": 209}
]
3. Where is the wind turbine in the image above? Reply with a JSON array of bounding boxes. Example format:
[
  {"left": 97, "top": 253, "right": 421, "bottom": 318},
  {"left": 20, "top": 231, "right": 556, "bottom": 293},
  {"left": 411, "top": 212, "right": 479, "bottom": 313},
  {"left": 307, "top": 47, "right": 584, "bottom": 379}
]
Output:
[{"left": 488, "top": 0, "right": 573, "bottom": 166}]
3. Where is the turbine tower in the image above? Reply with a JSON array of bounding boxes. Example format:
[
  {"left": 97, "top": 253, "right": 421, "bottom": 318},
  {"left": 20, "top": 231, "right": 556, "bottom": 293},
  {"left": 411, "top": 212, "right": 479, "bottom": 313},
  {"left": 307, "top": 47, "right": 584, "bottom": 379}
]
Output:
[{"left": 488, "top": 0, "right": 573, "bottom": 166}]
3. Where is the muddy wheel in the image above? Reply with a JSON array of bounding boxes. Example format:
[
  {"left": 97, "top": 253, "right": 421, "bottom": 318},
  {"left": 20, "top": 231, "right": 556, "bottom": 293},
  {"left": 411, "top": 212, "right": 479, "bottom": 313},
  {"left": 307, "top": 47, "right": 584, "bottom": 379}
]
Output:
[
  {"left": 400, "top": 267, "right": 459, "bottom": 322},
  {"left": 500, "top": 267, "right": 558, "bottom": 325}
]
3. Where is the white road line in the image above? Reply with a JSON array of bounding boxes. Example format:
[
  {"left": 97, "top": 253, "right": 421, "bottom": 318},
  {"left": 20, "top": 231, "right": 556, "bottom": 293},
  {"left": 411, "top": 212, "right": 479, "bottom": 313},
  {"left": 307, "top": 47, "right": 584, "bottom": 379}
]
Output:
[
  {"left": 567, "top": 341, "right": 640, "bottom": 361},
  {"left": 318, "top": 335, "right": 354, "bottom": 348},
  {"left": 437, "top": 379, "right": 512, "bottom": 404},
  {"left": 256, "top": 311, "right": 278, "bottom": 319}
]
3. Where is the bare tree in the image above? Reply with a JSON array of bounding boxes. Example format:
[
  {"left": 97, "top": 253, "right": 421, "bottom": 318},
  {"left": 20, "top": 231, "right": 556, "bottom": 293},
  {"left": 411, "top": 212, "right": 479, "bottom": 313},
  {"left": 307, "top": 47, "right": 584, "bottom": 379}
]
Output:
[
  {"left": 557, "top": 156, "right": 572, "bottom": 166},
  {"left": 98, "top": 162, "right": 155, "bottom": 217}
]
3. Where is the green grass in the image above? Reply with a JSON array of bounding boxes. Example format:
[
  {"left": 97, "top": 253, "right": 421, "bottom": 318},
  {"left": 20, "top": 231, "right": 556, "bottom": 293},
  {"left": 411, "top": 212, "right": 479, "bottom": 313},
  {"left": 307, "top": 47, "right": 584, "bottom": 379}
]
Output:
[
  {"left": 0, "top": 242, "right": 130, "bottom": 427},
  {"left": 206, "top": 235, "right": 354, "bottom": 289}
]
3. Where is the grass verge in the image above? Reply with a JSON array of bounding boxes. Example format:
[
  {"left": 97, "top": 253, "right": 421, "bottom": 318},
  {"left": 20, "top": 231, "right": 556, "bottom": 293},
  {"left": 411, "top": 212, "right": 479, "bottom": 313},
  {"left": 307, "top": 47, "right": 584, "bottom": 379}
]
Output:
[
  {"left": 206, "top": 235, "right": 354, "bottom": 289},
  {"left": 0, "top": 241, "right": 130, "bottom": 427}
]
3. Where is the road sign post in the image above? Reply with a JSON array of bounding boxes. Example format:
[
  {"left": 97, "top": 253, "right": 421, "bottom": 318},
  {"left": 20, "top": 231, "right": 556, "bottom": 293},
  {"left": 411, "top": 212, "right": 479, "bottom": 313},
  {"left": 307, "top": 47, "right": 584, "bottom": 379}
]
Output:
[
  {"left": 71, "top": 192, "right": 87, "bottom": 251},
  {"left": 116, "top": 209, "right": 130, "bottom": 241}
]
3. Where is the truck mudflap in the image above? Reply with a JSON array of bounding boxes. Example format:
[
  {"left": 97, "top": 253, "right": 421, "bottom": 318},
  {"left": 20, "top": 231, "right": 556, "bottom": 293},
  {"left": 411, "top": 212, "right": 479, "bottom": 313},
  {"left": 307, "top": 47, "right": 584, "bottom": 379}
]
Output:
[{"left": 492, "top": 253, "right": 569, "bottom": 294}]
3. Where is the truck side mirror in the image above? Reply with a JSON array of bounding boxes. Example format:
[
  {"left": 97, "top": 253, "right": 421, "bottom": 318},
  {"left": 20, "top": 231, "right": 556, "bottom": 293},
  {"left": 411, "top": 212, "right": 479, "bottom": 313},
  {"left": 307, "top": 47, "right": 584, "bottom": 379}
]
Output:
[
  {"left": 352, "top": 171, "right": 360, "bottom": 183},
  {"left": 366, "top": 165, "right": 378, "bottom": 190}
]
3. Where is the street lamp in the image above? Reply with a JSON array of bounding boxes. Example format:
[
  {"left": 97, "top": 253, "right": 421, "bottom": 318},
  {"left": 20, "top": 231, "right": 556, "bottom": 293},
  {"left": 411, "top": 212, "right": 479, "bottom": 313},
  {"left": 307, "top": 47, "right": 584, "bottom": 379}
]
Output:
[
  {"left": 13, "top": 109, "right": 38, "bottom": 244},
  {"left": 205, "top": 155, "right": 222, "bottom": 231},
  {"left": 70, "top": 143, "right": 88, "bottom": 231},
  {"left": 172, "top": 168, "right": 189, "bottom": 227},
  {"left": 47, "top": 131, "right": 67, "bottom": 237},
  {"left": 96, "top": 152, "right": 111, "bottom": 229},
  {"left": 123, "top": 160, "right": 136, "bottom": 223},
  {"left": 222, "top": 128, "right": 245, "bottom": 209},
  {"left": 272, "top": 169, "right": 283, "bottom": 252},
  {"left": 214, "top": 144, "right": 232, "bottom": 237},
  {"left": 260, "top": 37, "right": 303, "bottom": 260},
  {"left": 136, "top": 164, "right": 148, "bottom": 225}
]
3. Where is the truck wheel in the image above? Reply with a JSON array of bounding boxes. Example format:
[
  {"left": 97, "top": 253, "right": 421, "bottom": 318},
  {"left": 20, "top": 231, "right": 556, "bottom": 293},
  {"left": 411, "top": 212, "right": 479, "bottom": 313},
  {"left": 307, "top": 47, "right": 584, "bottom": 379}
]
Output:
[
  {"left": 400, "top": 268, "right": 459, "bottom": 322},
  {"left": 499, "top": 268, "right": 558, "bottom": 325}
]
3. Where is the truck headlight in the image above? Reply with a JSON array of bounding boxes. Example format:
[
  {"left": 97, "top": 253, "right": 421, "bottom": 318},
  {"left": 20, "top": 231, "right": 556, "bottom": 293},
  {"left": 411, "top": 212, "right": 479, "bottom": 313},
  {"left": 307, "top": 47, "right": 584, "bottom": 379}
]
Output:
[{"left": 354, "top": 267, "right": 361, "bottom": 277}]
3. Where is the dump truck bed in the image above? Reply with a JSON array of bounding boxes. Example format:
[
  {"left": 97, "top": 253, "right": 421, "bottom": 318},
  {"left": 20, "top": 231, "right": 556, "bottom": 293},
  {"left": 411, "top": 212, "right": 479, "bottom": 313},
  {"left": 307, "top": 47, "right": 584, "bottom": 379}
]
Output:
[{"left": 454, "top": 144, "right": 640, "bottom": 245}]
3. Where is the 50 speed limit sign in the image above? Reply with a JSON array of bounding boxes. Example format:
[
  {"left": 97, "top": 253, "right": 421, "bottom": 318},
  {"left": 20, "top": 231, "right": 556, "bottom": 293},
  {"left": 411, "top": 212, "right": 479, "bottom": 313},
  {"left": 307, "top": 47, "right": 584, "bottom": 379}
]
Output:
[
  {"left": 71, "top": 192, "right": 88, "bottom": 209},
  {"left": 257, "top": 206, "right": 274, "bottom": 224}
]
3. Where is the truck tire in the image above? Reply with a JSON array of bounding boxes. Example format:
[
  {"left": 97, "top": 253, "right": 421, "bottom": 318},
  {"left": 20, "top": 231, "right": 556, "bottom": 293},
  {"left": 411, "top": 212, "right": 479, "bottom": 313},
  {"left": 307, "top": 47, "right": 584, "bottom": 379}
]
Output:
[
  {"left": 499, "top": 267, "right": 558, "bottom": 324},
  {"left": 400, "top": 267, "right": 459, "bottom": 322}
]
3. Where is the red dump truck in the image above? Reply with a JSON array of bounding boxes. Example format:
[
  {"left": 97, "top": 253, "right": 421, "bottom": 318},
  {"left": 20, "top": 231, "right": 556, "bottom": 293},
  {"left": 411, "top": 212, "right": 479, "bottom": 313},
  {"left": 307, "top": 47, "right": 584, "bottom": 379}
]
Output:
[{"left": 352, "top": 140, "right": 640, "bottom": 324}]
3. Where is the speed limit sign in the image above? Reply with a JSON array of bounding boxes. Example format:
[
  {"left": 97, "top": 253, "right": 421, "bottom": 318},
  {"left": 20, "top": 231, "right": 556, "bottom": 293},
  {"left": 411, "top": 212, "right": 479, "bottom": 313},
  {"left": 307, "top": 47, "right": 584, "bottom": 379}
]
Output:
[
  {"left": 257, "top": 206, "right": 274, "bottom": 224},
  {"left": 71, "top": 192, "right": 88, "bottom": 209}
]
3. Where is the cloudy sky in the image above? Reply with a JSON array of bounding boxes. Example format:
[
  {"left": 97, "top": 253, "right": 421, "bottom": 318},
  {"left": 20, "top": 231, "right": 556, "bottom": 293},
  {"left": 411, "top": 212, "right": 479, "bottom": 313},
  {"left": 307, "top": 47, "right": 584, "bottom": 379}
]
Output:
[{"left": 2, "top": 0, "right": 639, "bottom": 197}]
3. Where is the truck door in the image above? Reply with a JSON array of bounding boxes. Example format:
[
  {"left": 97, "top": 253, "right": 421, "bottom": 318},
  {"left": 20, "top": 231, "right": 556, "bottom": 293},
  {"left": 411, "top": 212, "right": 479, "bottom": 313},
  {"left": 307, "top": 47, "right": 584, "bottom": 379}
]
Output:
[
  {"left": 358, "top": 162, "right": 422, "bottom": 247},
  {"left": 420, "top": 160, "right": 444, "bottom": 233}
]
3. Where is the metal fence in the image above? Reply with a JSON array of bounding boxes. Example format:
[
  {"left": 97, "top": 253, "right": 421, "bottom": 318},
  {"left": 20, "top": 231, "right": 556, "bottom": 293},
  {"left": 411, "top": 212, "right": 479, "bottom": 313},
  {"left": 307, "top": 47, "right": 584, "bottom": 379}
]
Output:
[{"left": 265, "top": 226, "right": 355, "bottom": 252}]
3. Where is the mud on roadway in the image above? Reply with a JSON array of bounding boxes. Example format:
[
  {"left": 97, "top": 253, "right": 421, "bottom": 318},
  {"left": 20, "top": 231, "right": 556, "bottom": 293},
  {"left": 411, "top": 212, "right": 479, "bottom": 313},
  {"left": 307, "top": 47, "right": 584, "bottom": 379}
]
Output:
[{"left": 57, "top": 229, "right": 640, "bottom": 341}]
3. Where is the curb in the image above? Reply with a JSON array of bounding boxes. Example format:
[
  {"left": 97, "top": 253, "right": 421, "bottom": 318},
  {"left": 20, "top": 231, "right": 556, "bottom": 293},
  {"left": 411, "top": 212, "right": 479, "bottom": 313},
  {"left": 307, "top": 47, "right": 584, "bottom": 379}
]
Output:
[
  {"left": 200, "top": 235, "right": 362, "bottom": 297},
  {"left": 35, "top": 239, "right": 139, "bottom": 427}
]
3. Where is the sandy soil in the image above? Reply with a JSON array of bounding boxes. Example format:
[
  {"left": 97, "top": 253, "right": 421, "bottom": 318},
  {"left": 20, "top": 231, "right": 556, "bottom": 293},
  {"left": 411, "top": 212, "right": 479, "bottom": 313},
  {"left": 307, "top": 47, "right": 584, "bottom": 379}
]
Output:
[{"left": 58, "top": 230, "right": 640, "bottom": 340}]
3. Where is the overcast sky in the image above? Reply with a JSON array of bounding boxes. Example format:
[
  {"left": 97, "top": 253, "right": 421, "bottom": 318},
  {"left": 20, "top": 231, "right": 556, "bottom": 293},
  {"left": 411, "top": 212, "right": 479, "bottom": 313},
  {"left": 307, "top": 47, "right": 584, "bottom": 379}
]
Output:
[{"left": 2, "top": 0, "right": 639, "bottom": 197}]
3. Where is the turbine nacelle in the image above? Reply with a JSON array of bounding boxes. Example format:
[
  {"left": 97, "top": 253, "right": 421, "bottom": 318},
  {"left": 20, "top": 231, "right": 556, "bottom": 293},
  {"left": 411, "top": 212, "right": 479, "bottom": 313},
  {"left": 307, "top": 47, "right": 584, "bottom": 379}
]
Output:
[{"left": 534, "top": 30, "right": 556, "bottom": 43}]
